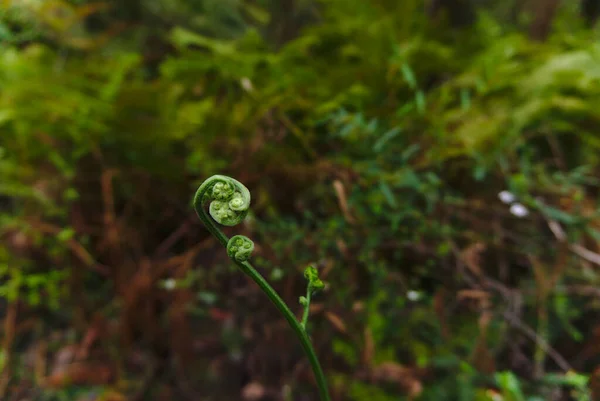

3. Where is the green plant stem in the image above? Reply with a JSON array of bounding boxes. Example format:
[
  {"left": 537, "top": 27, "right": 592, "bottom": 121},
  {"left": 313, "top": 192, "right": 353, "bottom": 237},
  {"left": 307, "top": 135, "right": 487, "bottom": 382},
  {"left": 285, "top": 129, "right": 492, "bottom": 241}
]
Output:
[
  {"left": 235, "top": 259, "right": 330, "bottom": 401},
  {"left": 193, "top": 183, "right": 330, "bottom": 401},
  {"left": 301, "top": 286, "right": 312, "bottom": 330}
]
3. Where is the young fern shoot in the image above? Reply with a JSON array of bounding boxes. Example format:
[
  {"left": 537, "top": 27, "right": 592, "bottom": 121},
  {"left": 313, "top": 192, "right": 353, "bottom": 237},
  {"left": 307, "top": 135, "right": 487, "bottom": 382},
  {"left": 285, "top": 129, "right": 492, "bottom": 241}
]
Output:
[
  {"left": 193, "top": 175, "right": 330, "bottom": 401},
  {"left": 300, "top": 265, "right": 325, "bottom": 330}
]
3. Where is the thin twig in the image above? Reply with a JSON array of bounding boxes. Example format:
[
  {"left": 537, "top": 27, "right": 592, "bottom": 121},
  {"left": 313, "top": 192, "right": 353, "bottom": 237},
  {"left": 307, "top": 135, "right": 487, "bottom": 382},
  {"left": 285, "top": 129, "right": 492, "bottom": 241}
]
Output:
[
  {"left": 154, "top": 220, "right": 192, "bottom": 258},
  {"left": 501, "top": 310, "right": 571, "bottom": 372},
  {"left": 547, "top": 219, "right": 600, "bottom": 267},
  {"left": 563, "top": 285, "right": 600, "bottom": 298},
  {"left": 451, "top": 243, "right": 572, "bottom": 373}
]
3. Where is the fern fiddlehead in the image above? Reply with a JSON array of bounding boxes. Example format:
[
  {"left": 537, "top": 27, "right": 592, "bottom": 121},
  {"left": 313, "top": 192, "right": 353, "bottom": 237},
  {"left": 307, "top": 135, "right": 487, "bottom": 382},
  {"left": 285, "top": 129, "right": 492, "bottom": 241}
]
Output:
[
  {"left": 227, "top": 235, "right": 254, "bottom": 262},
  {"left": 193, "top": 175, "right": 330, "bottom": 401}
]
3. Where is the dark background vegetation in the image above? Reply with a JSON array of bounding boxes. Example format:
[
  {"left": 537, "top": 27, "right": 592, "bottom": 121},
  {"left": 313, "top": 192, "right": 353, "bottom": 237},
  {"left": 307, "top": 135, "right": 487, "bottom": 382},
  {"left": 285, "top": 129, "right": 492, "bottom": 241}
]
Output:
[{"left": 2, "top": 0, "right": 600, "bottom": 400}]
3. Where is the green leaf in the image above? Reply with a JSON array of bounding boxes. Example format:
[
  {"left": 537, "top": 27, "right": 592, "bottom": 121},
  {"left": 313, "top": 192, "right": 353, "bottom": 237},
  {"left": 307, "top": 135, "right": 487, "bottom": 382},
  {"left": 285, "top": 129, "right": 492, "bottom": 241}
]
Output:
[
  {"left": 536, "top": 203, "right": 577, "bottom": 225},
  {"left": 57, "top": 228, "right": 75, "bottom": 243},
  {"left": 169, "top": 27, "right": 236, "bottom": 55},
  {"left": 401, "top": 63, "right": 417, "bottom": 89},
  {"left": 379, "top": 180, "right": 397, "bottom": 208},
  {"left": 401, "top": 144, "right": 420, "bottom": 162},
  {"left": 242, "top": 3, "right": 271, "bottom": 24},
  {"left": 460, "top": 88, "right": 471, "bottom": 110},
  {"left": 373, "top": 127, "right": 401, "bottom": 153},
  {"left": 496, "top": 371, "right": 526, "bottom": 401}
]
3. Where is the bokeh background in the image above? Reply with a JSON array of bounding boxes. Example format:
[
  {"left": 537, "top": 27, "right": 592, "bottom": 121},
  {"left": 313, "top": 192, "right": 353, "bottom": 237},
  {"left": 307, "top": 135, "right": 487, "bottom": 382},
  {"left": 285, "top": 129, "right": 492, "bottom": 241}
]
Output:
[{"left": 2, "top": 0, "right": 600, "bottom": 400}]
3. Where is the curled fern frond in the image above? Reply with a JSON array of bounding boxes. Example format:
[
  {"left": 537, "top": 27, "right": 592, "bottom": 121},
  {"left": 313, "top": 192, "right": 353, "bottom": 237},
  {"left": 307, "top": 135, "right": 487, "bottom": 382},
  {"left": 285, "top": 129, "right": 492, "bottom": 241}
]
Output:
[
  {"left": 304, "top": 265, "right": 325, "bottom": 294},
  {"left": 227, "top": 235, "right": 254, "bottom": 262},
  {"left": 194, "top": 175, "right": 251, "bottom": 227}
]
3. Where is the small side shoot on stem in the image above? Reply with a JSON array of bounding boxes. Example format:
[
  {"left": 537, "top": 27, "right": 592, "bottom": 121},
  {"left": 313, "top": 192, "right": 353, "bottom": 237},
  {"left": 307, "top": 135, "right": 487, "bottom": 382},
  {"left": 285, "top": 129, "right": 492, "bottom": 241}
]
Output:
[{"left": 300, "top": 265, "right": 325, "bottom": 330}]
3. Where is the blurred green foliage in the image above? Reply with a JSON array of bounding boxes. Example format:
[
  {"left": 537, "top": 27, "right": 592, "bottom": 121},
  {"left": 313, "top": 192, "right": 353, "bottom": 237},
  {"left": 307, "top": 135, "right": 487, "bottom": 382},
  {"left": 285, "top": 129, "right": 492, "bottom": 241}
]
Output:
[{"left": 2, "top": 0, "right": 600, "bottom": 400}]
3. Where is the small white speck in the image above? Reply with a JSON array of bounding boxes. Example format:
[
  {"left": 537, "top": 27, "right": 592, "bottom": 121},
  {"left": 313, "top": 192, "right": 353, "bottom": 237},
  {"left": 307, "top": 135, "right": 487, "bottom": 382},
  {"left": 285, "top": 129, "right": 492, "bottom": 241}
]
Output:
[
  {"left": 407, "top": 290, "right": 420, "bottom": 301},
  {"left": 162, "top": 278, "right": 177, "bottom": 291},
  {"left": 240, "top": 77, "right": 253, "bottom": 92},
  {"left": 498, "top": 191, "right": 516, "bottom": 204},
  {"left": 510, "top": 203, "right": 529, "bottom": 218}
]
